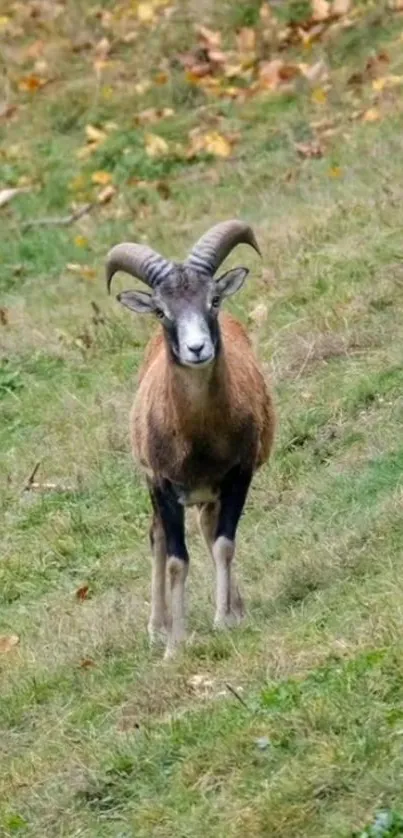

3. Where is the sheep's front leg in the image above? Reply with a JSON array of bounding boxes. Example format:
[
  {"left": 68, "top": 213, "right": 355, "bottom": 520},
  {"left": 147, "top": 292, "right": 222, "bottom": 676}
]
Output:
[
  {"left": 149, "top": 480, "right": 188, "bottom": 659},
  {"left": 147, "top": 509, "right": 168, "bottom": 643},
  {"left": 212, "top": 466, "right": 252, "bottom": 628}
]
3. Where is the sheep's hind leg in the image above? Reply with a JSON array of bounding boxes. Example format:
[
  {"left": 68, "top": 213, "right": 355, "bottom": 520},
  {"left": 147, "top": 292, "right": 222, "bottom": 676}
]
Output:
[
  {"left": 198, "top": 498, "right": 245, "bottom": 628},
  {"left": 147, "top": 511, "right": 168, "bottom": 644}
]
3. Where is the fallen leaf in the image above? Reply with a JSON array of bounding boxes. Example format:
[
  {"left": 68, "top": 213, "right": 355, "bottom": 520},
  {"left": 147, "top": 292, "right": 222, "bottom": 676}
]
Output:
[
  {"left": 332, "top": 0, "right": 351, "bottom": 13},
  {"left": 312, "top": 0, "right": 331, "bottom": 21},
  {"left": 79, "top": 658, "right": 96, "bottom": 668},
  {"left": 135, "top": 107, "right": 174, "bottom": 125},
  {"left": 0, "top": 634, "right": 19, "bottom": 653},
  {"left": 137, "top": 2, "right": 155, "bottom": 23},
  {"left": 67, "top": 264, "right": 97, "bottom": 280},
  {"left": 0, "top": 187, "right": 31, "bottom": 208},
  {"left": 74, "top": 235, "right": 89, "bottom": 248},
  {"left": 372, "top": 74, "right": 403, "bottom": 91},
  {"left": 196, "top": 24, "right": 221, "bottom": 49},
  {"left": 249, "top": 303, "right": 268, "bottom": 326},
  {"left": 91, "top": 170, "right": 112, "bottom": 185},
  {"left": 18, "top": 74, "right": 47, "bottom": 93},
  {"left": 154, "top": 71, "right": 169, "bottom": 85},
  {"left": 259, "top": 60, "right": 300, "bottom": 91},
  {"left": 94, "top": 36, "right": 111, "bottom": 59},
  {"left": 0, "top": 102, "right": 17, "bottom": 120},
  {"left": 311, "top": 86, "right": 328, "bottom": 104},
  {"left": 0, "top": 307, "right": 9, "bottom": 325},
  {"left": 156, "top": 180, "right": 171, "bottom": 199},
  {"left": 85, "top": 124, "right": 107, "bottom": 144},
  {"left": 295, "top": 139, "right": 323, "bottom": 158},
  {"left": 328, "top": 165, "right": 342, "bottom": 177},
  {"left": 300, "top": 60, "right": 329, "bottom": 85},
  {"left": 362, "top": 107, "right": 380, "bottom": 122},
  {"left": 75, "top": 584, "right": 89, "bottom": 600},
  {"left": 204, "top": 131, "right": 232, "bottom": 157},
  {"left": 236, "top": 27, "right": 256, "bottom": 54},
  {"left": 145, "top": 133, "right": 169, "bottom": 158},
  {"left": 97, "top": 184, "right": 116, "bottom": 204}
]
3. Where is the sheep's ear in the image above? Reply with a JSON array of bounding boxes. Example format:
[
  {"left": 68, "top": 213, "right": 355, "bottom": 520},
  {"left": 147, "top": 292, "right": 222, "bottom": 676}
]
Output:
[
  {"left": 117, "top": 289, "right": 156, "bottom": 314},
  {"left": 215, "top": 267, "right": 249, "bottom": 299}
]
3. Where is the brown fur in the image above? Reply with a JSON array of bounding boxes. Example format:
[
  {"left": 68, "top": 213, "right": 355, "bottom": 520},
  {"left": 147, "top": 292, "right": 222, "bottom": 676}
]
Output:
[{"left": 131, "top": 313, "right": 275, "bottom": 491}]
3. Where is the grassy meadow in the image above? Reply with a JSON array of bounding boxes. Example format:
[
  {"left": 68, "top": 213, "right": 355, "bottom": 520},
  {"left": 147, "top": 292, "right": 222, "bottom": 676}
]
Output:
[{"left": 2, "top": 1, "right": 403, "bottom": 835}]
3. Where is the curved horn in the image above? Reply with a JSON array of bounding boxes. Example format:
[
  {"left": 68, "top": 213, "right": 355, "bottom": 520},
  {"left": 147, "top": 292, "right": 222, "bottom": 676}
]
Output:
[
  {"left": 186, "top": 219, "right": 261, "bottom": 276},
  {"left": 106, "top": 243, "right": 174, "bottom": 293}
]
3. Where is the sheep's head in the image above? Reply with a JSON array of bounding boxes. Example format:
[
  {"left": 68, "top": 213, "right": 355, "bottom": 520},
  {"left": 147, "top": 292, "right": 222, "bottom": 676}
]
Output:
[{"left": 106, "top": 220, "right": 261, "bottom": 369}]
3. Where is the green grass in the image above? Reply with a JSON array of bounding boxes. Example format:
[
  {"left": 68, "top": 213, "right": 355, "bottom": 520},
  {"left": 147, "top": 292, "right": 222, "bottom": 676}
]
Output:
[{"left": 2, "top": 1, "right": 403, "bottom": 835}]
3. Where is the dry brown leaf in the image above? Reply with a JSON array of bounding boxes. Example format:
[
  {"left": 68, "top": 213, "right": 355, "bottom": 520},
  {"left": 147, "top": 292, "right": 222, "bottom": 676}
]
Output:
[
  {"left": 85, "top": 124, "right": 107, "bottom": 144},
  {"left": 300, "top": 60, "right": 329, "bottom": 85},
  {"left": 259, "top": 60, "right": 300, "bottom": 91},
  {"left": 332, "top": 0, "right": 351, "bottom": 14},
  {"left": 97, "top": 184, "right": 116, "bottom": 204},
  {"left": 362, "top": 107, "right": 380, "bottom": 122},
  {"left": 18, "top": 74, "right": 47, "bottom": 93},
  {"left": 67, "top": 263, "right": 97, "bottom": 280},
  {"left": 236, "top": 27, "right": 256, "bottom": 54},
  {"left": 204, "top": 132, "right": 232, "bottom": 157},
  {"left": 249, "top": 303, "right": 268, "bottom": 326},
  {"left": 79, "top": 658, "right": 96, "bottom": 668},
  {"left": 154, "top": 71, "right": 169, "bottom": 85},
  {"left": 312, "top": 0, "right": 331, "bottom": 21},
  {"left": 0, "top": 186, "right": 31, "bottom": 208},
  {"left": 0, "top": 634, "right": 19, "bottom": 653},
  {"left": 145, "top": 133, "right": 169, "bottom": 158},
  {"left": 91, "top": 170, "right": 112, "bottom": 185},
  {"left": 0, "top": 307, "right": 9, "bottom": 325},
  {"left": 372, "top": 74, "right": 403, "bottom": 91},
  {"left": 196, "top": 24, "right": 221, "bottom": 49},
  {"left": 135, "top": 107, "right": 174, "bottom": 125},
  {"left": 295, "top": 140, "right": 323, "bottom": 158},
  {"left": 76, "top": 584, "right": 89, "bottom": 600}
]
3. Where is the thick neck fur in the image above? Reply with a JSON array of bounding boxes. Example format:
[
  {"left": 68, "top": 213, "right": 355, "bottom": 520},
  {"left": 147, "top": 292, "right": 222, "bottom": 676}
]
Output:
[{"left": 166, "top": 349, "right": 229, "bottom": 435}]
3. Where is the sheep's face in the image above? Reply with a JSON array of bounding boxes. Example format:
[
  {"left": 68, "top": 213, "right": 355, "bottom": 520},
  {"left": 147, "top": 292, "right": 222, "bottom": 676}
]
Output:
[{"left": 118, "top": 264, "right": 248, "bottom": 369}]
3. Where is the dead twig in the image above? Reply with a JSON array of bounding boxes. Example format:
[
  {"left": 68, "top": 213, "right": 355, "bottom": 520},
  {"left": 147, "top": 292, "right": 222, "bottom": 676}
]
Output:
[
  {"left": 225, "top": 682, "right": 250, "bottom": 710},
  {"left": 22, "top": 461, "right": 41, "bottom": 492},
  {"left": 21, "top": 202, "right": 95, "bottom": 230}
]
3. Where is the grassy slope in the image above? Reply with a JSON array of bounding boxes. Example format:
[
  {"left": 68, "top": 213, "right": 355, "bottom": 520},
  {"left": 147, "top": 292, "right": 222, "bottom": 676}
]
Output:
[{"left": 2, "top": 1, "right": 403, "bottom": 835}]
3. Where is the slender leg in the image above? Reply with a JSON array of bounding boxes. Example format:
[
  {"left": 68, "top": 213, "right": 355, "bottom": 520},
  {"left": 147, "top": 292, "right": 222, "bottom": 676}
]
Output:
[
  {"left": 147, "top": 511, "right": 167, "bottom": 643},
  {"left": 149, "top": 480, "right": 189, "bottom": 659},
  {"left": 210, "top": 466, "right": 252, "bottom": 628}
]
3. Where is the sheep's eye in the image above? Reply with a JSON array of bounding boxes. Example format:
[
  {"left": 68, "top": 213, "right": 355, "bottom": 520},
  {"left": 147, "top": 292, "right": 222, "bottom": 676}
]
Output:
[
  {"left": 211, "top": 295, "right": 220, "bottom": 308},
  {"left": 155, "top": 307, "right": 165, "bottom": 320}
]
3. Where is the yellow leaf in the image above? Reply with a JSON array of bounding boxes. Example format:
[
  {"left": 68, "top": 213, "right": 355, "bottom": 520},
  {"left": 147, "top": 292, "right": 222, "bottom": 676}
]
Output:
[
  {"left": 97, "top": 184, "right": 116, "bottom": 204},
  {"left": 145, "top": 133, "right": 169, "bottom": 158},
  {"left": 74, "top": 235, "right": 88, "bottom": 248},
  {"left": 0, "top": 634, "right": 19, "bottom": 653},
  {"left": 18, "top": 74, "right": 47, "bottom": 93},
  {"left": 91, "top": 170, "right": 112, "bottom": 185},
  {"left": 0, "top": 15, "right": 10, "bottom": 28},
  {"left": 66, "top": 263, "right": 97, "bottom": 280},
  {"left": 85, "top": 124, "right": 107, "bottom": 144},
  {"left": 362, "top": 107, "right": 380, "bottom": 122},
  {"left": 372, "top": 74, "right": 403, "bottom": 91},
  {"left": 328, "top": 165, "right": 342, "bottom": 177},
  {"left": 311, "top": 87, "right": 327, "bottom": 104},
  {"left": 204, "top": 131, "right": 232, "bottom": 158},
  {"left": 137, "top": 3, "right": 155, "bottom": 23}
]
